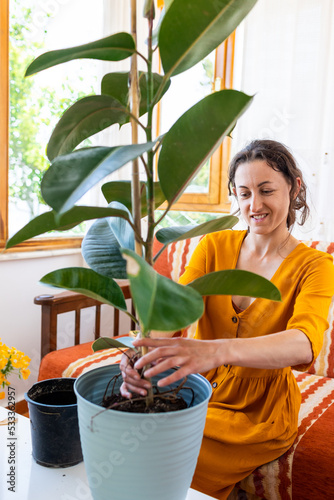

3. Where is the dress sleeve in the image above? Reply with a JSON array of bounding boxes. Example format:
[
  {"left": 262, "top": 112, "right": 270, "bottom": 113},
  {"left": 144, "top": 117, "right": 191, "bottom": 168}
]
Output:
[{"left": 288, "top": 253, "right": 334, "bottom": 371}]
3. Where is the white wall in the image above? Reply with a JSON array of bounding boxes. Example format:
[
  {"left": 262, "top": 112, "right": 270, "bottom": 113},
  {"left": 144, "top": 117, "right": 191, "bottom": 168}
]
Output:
[
  {"left": 0, "top": 250, "right": 81, "bottom": 405},
  {"left": 0, "top": 250, "right": 134, "bottom": 406},
  {"left": 0, "top": 250, "right": 132, "bottom": 406}
]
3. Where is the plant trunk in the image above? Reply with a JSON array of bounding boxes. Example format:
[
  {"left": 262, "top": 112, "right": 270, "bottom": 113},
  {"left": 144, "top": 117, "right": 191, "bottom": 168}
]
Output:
[
  {"left": 130, "top": 1, "right": 154, "bottom": 406},
  {"left": 130, "top": 0, "right": 142, "bottom": 257},
  {"left": 145, "top": 2, "right": 155, "bottom": 267}
]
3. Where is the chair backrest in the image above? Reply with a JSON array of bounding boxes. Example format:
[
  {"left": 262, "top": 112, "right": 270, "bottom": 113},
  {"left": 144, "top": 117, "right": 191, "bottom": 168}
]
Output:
[
  {"left": 153, "top": 236, "right": 334, "bottom": 378},
  {"left": 35, "top": 283, "right": 133, "bottom": 358}
]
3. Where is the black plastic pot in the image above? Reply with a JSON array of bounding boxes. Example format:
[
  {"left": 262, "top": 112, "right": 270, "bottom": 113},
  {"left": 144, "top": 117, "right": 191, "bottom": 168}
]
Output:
[{"left": 25, "top": 378, "right": 83, "bottom": 468}]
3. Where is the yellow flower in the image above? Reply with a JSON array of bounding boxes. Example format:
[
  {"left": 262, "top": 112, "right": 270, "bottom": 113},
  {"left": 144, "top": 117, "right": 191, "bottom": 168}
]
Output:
[
  {"left": 0, "top": 338, "right": 30, "bottom": 392},
  {"left": 0, "top": 358, "right": 7, "bottom": 371},
  {"left": 157, "top": 0, "right": 164, "bottom": 8},
  {"left": 20, "top": 368, "right": 30, "bottom": 380}
]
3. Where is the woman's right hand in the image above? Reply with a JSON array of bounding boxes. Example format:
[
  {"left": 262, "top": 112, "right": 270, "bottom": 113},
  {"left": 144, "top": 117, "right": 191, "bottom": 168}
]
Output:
[{"left": 119, "top": 349, "right": 152, "bottom": 399}]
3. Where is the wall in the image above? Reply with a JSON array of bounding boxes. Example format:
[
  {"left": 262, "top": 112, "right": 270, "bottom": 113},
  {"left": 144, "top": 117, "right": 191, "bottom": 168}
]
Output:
[
  {"left": 0, "top": 250, "right": 81, "bottom": 405},
  {"left": 0, "top": 249, "right": 131, "bottom": 406}
]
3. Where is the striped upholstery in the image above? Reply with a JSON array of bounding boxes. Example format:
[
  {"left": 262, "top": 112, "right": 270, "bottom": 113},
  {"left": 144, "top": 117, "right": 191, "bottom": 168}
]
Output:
[
  {"left": 62, "top": 348, "right": 123, "bottom": 378},
  {"left": 233, "top": 371, "right": 334, "bottom": 499},
  {"left": 305, "top": 242, "right": 334, "bottom": 378},
  {"left": 152, "top": 237, "right": 203, "bottom": 339},
  {"left": 152, "top": 236, "right": 203, "bottom": 282}
]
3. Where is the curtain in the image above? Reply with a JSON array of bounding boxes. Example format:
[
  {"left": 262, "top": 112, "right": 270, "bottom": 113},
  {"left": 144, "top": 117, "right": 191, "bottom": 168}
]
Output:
[{"left": 231, "top": 0, "right": 334, "bottom": 241}]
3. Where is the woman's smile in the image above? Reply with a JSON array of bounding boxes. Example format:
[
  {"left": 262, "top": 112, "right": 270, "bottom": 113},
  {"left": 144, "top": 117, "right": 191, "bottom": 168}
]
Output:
[{"left": 251, "top": 213, "right": 268, "bottom": 222}]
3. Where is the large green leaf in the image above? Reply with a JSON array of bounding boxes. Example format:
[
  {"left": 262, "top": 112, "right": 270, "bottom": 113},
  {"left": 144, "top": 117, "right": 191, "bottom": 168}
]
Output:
[
  {"left": 102, "top": 181, "right": 166, "bottom": 216},
  {"left": 41, "top": 142, "right": 155, "bottom": 214},
  {"left": 159, "top": 0, "right": 257, "bottom": 77},
  {"left": 101, "top": 71, "right": 170, "bottom": 114},
  {"left": 188, "top": 270, "right": 281, "bottom": 301},
  {"left": 40, "top": 267, "right": 128, "bottom": 310},
  {"left": 5, "top": 205, "right": 132, "bottom": 249},
  {"left": 25, "top": 33, "right": 135, "bottom": 76},
  {"left": 82, "top": 219, "right": 128, "bottom": 279},
  {"left": 107, "top": 203, "right": 135, "bottom": 250},
  {"left": 158, "top": 90, "right": 252, "bottom": 204},
  {"left": 47, "top": 96, "right": 129, "bottom": 161},
  {"left": 82, "top": 203, "right": 135, "bottom": 279},
  {"left": 155, "top": 215, "right": 238, "bottom": 245},
  {"left": 122, "top": 249, "right": 204, "bottom": 334}
]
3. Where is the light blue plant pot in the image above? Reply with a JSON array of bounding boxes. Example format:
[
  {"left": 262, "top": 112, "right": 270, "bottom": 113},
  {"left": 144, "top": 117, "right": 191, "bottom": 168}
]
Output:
[{"left": 74, "top": 364, "right": 211, "bottom": 500}]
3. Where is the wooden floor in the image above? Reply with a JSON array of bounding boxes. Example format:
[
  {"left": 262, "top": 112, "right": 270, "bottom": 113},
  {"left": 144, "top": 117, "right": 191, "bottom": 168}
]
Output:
[{"left": 11, "top": 399, "right": 29, "bottom": 417}]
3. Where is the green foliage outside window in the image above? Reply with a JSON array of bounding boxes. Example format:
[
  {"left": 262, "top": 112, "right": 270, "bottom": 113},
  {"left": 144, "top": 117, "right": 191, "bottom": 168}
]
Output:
[{"left": 9, "top": 1, "right": 94, "bottom": 234}]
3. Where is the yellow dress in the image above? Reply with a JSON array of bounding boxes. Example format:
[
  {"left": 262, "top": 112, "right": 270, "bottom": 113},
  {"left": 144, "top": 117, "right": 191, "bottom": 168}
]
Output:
[{"left": 178, "top": 230, "right": 334, "bottom": 499}]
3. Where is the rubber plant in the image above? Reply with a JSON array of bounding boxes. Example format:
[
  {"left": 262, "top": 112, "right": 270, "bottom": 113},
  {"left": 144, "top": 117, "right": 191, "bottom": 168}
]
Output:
[{"left": 6, "top": 0, "right": 280, "bottom": 406}]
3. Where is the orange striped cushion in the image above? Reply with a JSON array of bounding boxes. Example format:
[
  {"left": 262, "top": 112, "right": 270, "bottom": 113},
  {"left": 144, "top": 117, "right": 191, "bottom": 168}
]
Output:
[
  {"left": 234, "top": 369, "right": 334, "bottom": 499},
  {"left": 153, "top": 236, "right": 202, "bottom": 281},
  {"left": 303, "top": 242, "right": 334, "bottom": 378},
  {"left": 62, "top": 347, "right": 122, "bottom": 378},
  {"left": 153, "top": 236, "right": 202, "bottom": 339}
]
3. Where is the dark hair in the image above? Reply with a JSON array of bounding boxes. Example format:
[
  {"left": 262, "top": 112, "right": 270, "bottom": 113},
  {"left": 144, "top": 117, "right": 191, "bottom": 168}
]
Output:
[{"left": 228, "top": 139, "right": 310, "bottom": 229}]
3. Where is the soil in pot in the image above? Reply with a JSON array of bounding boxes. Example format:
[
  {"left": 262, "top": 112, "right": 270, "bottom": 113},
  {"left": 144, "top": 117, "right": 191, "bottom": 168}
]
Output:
[{"left": 101, "top": 372, "right": 193, "bottom": 414}]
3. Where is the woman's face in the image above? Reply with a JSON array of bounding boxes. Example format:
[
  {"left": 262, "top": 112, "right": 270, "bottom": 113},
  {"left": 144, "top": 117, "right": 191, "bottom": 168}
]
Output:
[{"left": 233, "top": 160, "right": 300, "bottom": 236}]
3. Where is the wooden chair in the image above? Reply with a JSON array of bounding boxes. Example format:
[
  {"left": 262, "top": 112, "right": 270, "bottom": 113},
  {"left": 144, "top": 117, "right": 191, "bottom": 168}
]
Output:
[{"left": 34, "top": 281, "right": 134, "bottom": 359}]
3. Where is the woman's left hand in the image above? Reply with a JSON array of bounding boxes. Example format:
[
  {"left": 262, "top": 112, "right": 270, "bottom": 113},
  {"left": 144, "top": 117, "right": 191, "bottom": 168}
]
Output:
[{"left": 132, "top": 337, "right": 224, "bottom": 387}]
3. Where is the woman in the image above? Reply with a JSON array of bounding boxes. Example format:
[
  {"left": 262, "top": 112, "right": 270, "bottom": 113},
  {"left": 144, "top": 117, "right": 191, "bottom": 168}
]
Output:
[{"left": 120, "top": 140, "right": 334, "bottom": 499}]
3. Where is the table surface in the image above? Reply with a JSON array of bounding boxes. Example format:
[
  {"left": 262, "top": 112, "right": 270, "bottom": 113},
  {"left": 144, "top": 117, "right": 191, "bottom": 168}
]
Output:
[{"left": 0, "top": 407, "right": 213, "bottom": 500}]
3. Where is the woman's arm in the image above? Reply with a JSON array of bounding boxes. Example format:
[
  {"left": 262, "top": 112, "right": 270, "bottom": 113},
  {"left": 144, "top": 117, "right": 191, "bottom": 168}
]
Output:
[
  {"left": 121, "top": 328, "right": 313, "bottom": 391},
  {"left": 120, "top": 242, "right": 333, "bottom": 396}
]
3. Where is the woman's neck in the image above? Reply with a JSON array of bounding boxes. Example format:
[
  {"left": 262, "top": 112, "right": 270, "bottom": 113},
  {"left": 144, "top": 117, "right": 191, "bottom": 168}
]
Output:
[{"left": 244, "top": 228, "right": 298, "bottom": 260}]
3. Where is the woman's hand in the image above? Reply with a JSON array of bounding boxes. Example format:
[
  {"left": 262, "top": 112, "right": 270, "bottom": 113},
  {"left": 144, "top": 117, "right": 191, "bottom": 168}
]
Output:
[
  {"left": 121, "top": 329, "right": 315, "bottom": 396},
  {"left": 119, "top": 349, "right": 152, "bottom": 399},
  {"left": 132, "top": 337, "right": 223, "bottom": 387}
]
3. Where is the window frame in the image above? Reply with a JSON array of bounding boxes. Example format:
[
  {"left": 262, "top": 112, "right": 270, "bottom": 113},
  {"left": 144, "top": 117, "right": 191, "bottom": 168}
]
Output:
[
  {"left": 0, "top": 0, "right": 82, "bottom": 253},
  {"left": 156, "top": 33, "right": 235, "bottom": 214},
  {"left": 0, "top": 0, "right": 9, "bottom": 250}
]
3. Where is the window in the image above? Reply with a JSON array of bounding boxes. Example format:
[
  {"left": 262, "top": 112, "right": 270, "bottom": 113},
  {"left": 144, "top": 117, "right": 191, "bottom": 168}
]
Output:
[{"left": 1, "top": 0, "right": 104, "bottom": 252}]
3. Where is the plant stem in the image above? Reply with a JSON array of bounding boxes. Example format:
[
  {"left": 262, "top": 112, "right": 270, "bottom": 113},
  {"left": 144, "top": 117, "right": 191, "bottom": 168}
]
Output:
[
  {"left": 131, "top": 1, "right": 155, "bottom": 408},
  {"left": 130, "top": 4, "right": 155, "bottom": 407},
  {"left": 130, "top": 0, "right": 142, "bottom": 257},
  {"left": 137, "top": 331, "right": 154, "bottom": 407},
  {"left": 144, "top": 3, "right": 155, "bottom": 267}
]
